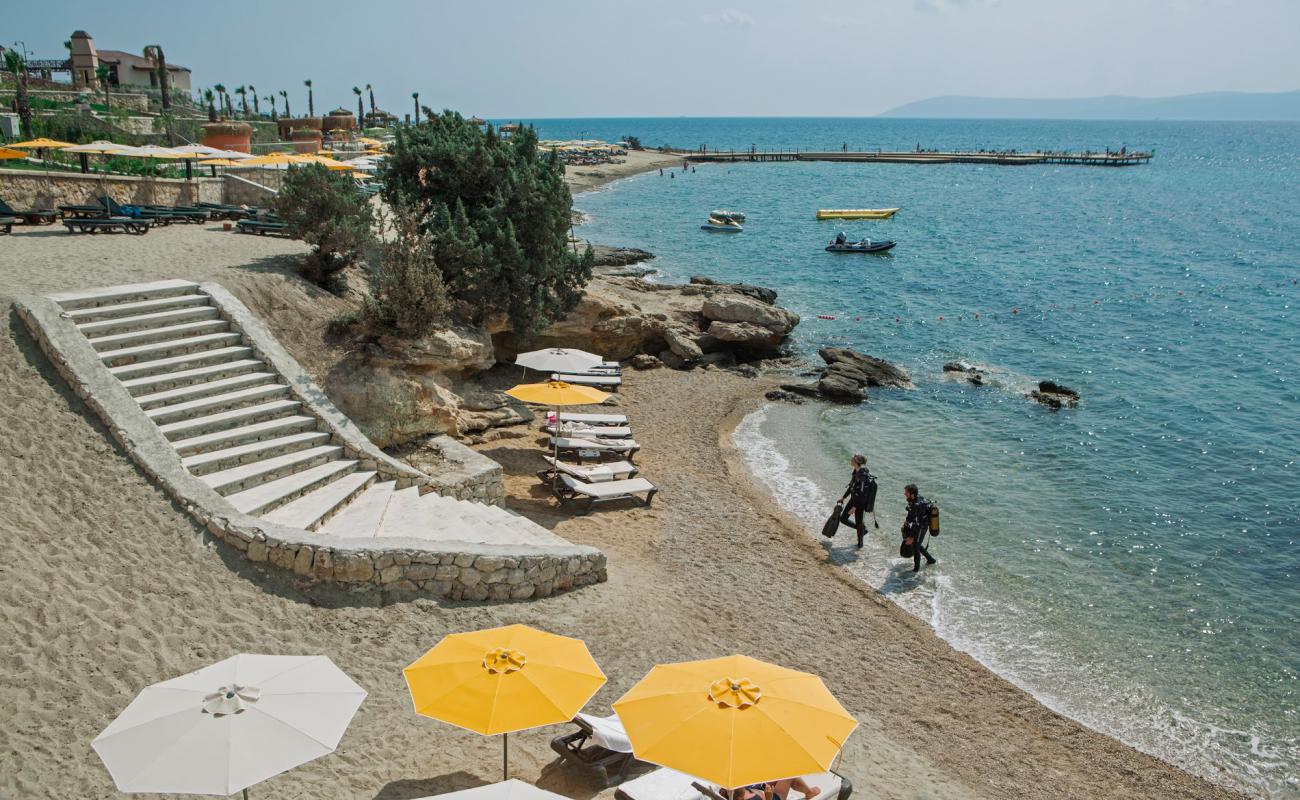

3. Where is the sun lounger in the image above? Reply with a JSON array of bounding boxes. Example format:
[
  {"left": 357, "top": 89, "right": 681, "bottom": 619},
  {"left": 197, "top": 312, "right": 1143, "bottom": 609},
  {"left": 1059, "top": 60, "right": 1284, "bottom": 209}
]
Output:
[
  {"left": 101, "top": 196, "right": 204, "bottom": 225},
  {"left": 550, "top": 436, "right": 641, "bottom": 460},
  {"left": 236, "top": 218, "right": 289, "bottom": 236},
  {"left": 553, "top": 372, "right": 623, "bottom": 389},
  {"left": 58, "top": 204, "right": 108, "bottom": 219},
  {"left": 545, "top": 424, "right": 634, "bottom": 439},
  {"left": 538, "top": 456, "right": 638, "bottom": 484},
  {"left": 615, "top": 768, "right": 850, "bottom": 800},
  {"left": 552, "top": 473, "right": 657, "bottom": 513},
  {"left": 0, "top": 216, "right": 15, "bottom": 234},
  {"left": 196, "top": 201, "right": 259, "bottom": 220},
  {"left": 550, "top": 713, "right": 639, "bottom": 785},
  {"left": 0, "top": 198, "right": 59, "bottom": 225},
  {"left": 556, "top": 412, "right": 629, "bottom": 426},
  {"left": 143, "top": 203, "right": 212, "bottom": 220},
  {"left": 63, "top": 217, "right": 151, "bottom": 235}
]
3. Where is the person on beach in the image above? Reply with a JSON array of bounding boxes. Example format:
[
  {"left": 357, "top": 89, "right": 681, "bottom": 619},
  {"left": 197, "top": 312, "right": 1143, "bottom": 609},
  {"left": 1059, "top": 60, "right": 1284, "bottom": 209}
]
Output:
[
  {"left": 902, "top": 483, "right": 937, "bottom": 571},
  {"left": 766, "top": 777, "right": 821, "bottom": 800},
  {"left": 839, "top": 454, "right": 877, "bottom": 548}
]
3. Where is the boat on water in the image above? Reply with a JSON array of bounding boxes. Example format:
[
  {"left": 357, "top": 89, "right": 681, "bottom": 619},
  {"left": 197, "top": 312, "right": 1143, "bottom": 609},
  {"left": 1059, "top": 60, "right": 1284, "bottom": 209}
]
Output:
[
  {"left": 701, "top": 221, "right": 743, "bottom": 233},
  {"left": 826, "top": 233, "right": 896, "bottom": 253},
  {"left": 711, "top": 209, "right": 746, "bottom": 223},
  {"left": 816, "top": 208, "right": 901, "bottom": 220}
]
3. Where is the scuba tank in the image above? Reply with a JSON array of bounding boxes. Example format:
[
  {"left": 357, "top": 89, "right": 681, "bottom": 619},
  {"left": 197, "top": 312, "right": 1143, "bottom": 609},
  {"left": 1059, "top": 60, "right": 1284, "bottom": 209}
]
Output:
[{"left": 928, "top": 502, "right": 940, "bottom": 536}]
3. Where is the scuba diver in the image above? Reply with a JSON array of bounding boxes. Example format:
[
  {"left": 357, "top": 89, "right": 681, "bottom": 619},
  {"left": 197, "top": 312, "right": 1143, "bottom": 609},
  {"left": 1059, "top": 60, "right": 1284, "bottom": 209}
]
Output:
[
  {"left": 901, "top": 483, "right": 938, "bottom": 572},
  {"left": 839, "top": 454, "right": 879, "bottom": 548}
]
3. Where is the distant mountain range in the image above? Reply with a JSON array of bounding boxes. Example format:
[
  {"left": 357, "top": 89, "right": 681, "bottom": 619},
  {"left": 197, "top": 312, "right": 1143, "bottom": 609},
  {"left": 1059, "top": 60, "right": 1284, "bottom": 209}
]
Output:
[{"left": 879, "top": 90, "right": 1300, "bottom": 121}]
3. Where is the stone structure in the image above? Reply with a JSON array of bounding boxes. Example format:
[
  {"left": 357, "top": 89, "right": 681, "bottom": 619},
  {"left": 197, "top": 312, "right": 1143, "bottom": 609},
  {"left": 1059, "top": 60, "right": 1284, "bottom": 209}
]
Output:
[
  {"left": 0, "top": 169, "right": 221, "bottom": 211},
  {"left": 16, "top": 280, "right": 605, "bottom": 600}
]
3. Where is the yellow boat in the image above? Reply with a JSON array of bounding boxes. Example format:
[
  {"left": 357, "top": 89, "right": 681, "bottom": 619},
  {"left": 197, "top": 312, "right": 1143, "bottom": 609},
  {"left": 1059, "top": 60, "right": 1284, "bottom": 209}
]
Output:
[{"left": 816, "top": 208, "right": 901, "bottom": 220}]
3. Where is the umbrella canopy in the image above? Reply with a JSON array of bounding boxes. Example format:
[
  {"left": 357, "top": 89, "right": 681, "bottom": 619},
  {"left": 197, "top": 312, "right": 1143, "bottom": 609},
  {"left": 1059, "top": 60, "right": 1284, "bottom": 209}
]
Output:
[
  {"left": 404, "top": 623, "right": 606, "bottom": 736},
  {"left": 199, "top": 158, "right": 244, "bottom": 167},
  {"left": 412, "top": 779, "right": 570, "bottom": 800},
  {"left": 169, "top": 143, "right": 233, "bottom": 157},
  {"left": 505, "top": 380, "right": 608, "bottom": 406},
  {"left": 92, "top": 653, "right": 366, "bottom": 796},
  {"left": 61, "top": 140, "right": 131, "bottom": 155},
  {"left": 0, "top": 147, "right": 27, "bottom": 159},
  {"left": 239, "top": 151, "right": 302, "bottom": 166},
  {"left": 6, "top": 137, "right": 75, "bottom": 149},
  {"left": 612, "top": 654, "right": 858, "bottom": 790},
  {"left": 515, "top": 347, "right": 604, "bottom": 375},
  {"left": 131, "top": 144, "right": 188, "bottom": 159}
]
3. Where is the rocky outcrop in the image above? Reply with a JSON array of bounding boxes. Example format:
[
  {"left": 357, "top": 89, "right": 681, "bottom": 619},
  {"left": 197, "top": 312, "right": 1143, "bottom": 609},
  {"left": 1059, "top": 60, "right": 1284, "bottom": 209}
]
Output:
[
  {"left": 943, "top": 360, "right": 987, "bottom": 386},
  {"left": 592, "top": 245, "right": 654, "bottom": 267},
  {"left": 702, "top": 295, "right": 800, "bottom": 334},
  {"left": 1029, "top": 380, "right": 1080, "bottom": 409},
  {"left": 778, "top": 348, "right": 910, "bottom": 405}
]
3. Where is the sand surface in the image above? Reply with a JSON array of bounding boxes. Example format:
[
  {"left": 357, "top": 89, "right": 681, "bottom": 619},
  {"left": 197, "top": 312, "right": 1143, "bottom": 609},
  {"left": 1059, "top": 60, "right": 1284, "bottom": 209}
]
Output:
[
  {"left": 0, "top": 208, "right": 1247, "bottom": 799},
  {"left": 564, "top": 150, "right": 683, "bottom": 193}
]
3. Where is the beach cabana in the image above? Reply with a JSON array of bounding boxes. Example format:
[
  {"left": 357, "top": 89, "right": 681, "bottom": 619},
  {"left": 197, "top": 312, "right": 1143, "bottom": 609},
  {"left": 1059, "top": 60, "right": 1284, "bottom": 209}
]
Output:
[
  {"left": 612, "top": 654, "right": 857, "bottom": 790},
  {"left": 404, "top": 623, "right": 606, "bottom": 779},
  {"left": 92, "top": 653, "right": 366, "bottom": 799}
]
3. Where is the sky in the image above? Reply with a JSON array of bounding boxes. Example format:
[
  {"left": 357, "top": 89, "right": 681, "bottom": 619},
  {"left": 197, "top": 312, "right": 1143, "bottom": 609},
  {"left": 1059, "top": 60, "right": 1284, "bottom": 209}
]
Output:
[{"left": 6, "top": 0, "right": 1299, "bottom": 118}]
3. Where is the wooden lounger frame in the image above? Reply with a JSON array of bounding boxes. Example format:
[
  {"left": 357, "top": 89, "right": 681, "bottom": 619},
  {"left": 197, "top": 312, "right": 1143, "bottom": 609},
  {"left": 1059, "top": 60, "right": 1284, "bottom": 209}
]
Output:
[{"left": 549, "top": 716, "right": 638, "bottom": 785}]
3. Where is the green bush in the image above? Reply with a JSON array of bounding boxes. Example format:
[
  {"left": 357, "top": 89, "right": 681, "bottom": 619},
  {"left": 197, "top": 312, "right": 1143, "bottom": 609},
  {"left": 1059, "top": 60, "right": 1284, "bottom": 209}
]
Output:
[
  {"left": 380, "top": 111, "right": 593, "bottom": 338},
  {"left": 272, "top": 163, "right": 374, "bottom": 291},
  {"left": 363, "top": 202, "right": 450, "bottom": 335}
]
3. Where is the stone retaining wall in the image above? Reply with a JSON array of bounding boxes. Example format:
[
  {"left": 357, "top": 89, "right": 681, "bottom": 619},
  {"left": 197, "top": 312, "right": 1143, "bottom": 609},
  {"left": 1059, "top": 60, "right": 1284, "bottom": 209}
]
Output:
[
  {"left": 0, "top": 89, "right": 151, "bottom": 112},
  {"left": 221, "top": 174, "right": 277, "bottom": 206},
  {"left": 15, "top": 284, "right": 605, "bottom": 601},
  {"left": 0, "top": 168, "right": 221, "bottom": 210}
]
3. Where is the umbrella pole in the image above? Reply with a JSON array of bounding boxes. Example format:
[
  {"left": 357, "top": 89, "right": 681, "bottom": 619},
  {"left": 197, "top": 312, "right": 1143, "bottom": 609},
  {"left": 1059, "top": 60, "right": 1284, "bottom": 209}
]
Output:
[{"left": 503, "top": 731, "right": 509, "bottom": 780}]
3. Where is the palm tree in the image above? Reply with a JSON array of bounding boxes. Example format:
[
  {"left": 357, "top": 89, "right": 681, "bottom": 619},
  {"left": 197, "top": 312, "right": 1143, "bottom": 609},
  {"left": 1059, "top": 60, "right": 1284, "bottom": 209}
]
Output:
[
  {"left": 280, "top": 89, "right": 291, "bottom": 119},
  {"left": 265, "top": 94, "right": 276, "bottom": 120},
  {"left": 248, "top": 84, "right": 258, "bottom": 116},
  {"left": 203, "top": 88, "right": 217, "bottom": 122},
  {"left": 142, "top": 45, "right": 171, "bottom": 110},
  {"left": 213, "top": 83, "right": 227, "bottom": 119},
  {"left": 3, "top": 50, "right": 32, "bottom": 137},
  {"left": 352, "top": 86, "right": 364, "bottom": 124},
  {"left": 304, "top": 78, "right": 314, "bottom": 117},
  {"left": 235, "top": 85, "right": 248, "bottom": 117},
  {"left": 366, "top": 83, "right": 376, "bottom": 118},
  {"left": 96, "top": 64, "right": 113, "bottom": 110},
  {"left": 411, "top": 92, "right": 419, "bottom": 124}
]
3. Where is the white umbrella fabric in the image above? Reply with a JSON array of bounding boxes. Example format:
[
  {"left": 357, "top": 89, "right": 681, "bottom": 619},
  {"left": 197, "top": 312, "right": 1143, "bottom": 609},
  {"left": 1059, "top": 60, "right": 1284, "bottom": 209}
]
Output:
[
  {"left": 414, "top": 779, "right": 572, "bottom": 800},
  {"left": 515, "top": 347, "right": 604, "bottom": 375},
  {"left": 92, "top": 654, "right": 366, "bottom": 798}
]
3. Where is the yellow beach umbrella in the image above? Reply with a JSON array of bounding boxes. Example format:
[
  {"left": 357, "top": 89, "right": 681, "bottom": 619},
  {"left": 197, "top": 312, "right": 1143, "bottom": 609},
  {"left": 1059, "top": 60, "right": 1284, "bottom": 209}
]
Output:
[
  {"left": 505, "top": 380, "right": 608, "bottom": 406},
  {"left": 612, "top": 654, "right": 859, "bottom": 790},
  {"left": 404, "top": 624, "right": 606, "bottom": 778},
  {"left": 0, "top": 147, "right": 27, "bottom": 159},
  {"left": 239, "top": 151, "right": 301, "bottom": 166},
  {"left": 198, "top": 158, "right": 242, "bottom": 166},
  {"left": 6, "top": 137, "right": 75, "bottom": 149}
]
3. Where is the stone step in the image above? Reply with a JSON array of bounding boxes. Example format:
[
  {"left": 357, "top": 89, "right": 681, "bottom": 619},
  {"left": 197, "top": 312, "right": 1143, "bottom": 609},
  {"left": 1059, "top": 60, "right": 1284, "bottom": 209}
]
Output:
[
  {"left": 225, "top": 459, "right": 359, "bottom": 516},
  {"left": 76, "top": 305, "right": 220, "bottom": 338},
  {"left": 121, "top": 358, "right": 266, "bottom": 396},
  {"left": 180, "top": 430, "right": 333, "bottom": 476},
  {"left": 50, "top": 279, "right": 201, "bottom": 311},
  {"left": 65, "top": 293, "right": 212, "bottom": 324},
  {"left": 171, "top": 414, "right": 319, "bottom": 456},
  {"left": 376, "top": 487, "right": 427, "bottom": 538},
  {"left": 99, "top": 332, "right": 243, "bottom": 368},
  {"left": 417, "top": 492, "right": 496, "bottom": 542},
  {"left": 144, "top": 383, "right": 290, "bottom": 425},
  {"left": 158, "top": 399, "right": 302, "bottom": 441},
  {"left": 202, "top": 444, "right": 344, "bottom": 496},
  {"left": 260, "top": 471, "right": 377, "bottom": 531},
  {"left": 318, "top": 480, "right": 397, "bottom": 538},
  {"left": 424, "top": 493, "right": 568, "bottom": 547},
  {"left": 108, "top": 346, "right": 255, "bottom": 381},
  {"left": 87, "top": 319, "right": 231, "bottom": 352},
  {"left": 135, "top": 371, "right": 278, "bottom": 410}
]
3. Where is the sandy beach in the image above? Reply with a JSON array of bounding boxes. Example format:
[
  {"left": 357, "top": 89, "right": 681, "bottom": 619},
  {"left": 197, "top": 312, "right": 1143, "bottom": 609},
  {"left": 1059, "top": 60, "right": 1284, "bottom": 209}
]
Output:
[
  {"left": 0, "top": 178, "right": 1247, "bottom": 799},
  {"left": 564, "top": 149, "right": 684, "bottom": 193}
]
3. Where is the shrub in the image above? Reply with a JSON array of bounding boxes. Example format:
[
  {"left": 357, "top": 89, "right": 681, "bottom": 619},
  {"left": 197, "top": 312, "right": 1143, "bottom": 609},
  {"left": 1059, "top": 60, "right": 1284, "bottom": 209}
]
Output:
[
  {"left": 379, "top": 111, "right": 593, "bottom": 338},
  {"left": 364, "top": 202, "right": 450, "bottom": 335},
  {"left": 272, "top": 163, "right": 374, "bottom": 291}
]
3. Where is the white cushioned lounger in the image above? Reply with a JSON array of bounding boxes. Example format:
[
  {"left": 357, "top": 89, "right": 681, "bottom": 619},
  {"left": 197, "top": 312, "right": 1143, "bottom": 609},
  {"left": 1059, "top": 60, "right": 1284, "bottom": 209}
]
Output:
[
  {"left": 553, "top": 372, "right": 622, "bottom": 387},
  {"left": 555, "top": 474, "right": 657, "bottom": 512},
  {"left": 546, "top": 424, "right": 634, "bottom": 439},
  {"left": 614, "top": 769, "right": 843, "bottom": 800},
  {"left": 550, "top": 437, "right": 641, "bottom": 456},
  {"left": 540, "top": 456, "right": 638, "bottom": 483},
  {"left": 557, "top": 412, "right": 628, "bottom": 426}
]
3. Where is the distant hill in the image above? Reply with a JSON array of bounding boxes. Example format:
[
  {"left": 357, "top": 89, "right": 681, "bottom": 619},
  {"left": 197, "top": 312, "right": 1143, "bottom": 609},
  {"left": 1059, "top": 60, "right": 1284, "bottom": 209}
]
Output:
[{"left": 880, "top": 90, "right": 1300, "bottom": 121}]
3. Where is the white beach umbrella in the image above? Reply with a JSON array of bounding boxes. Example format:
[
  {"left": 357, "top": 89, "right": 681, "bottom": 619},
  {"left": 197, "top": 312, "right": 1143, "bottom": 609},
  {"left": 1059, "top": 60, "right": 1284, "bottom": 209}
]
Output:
[
  {"left": 414, "top": 779, "right": 572, "bottom": 800},
  {"left": 515, "top": 347, "right": 604, "bottom": 375},
  {"left": 92, "top": 653, "right": 367, "bottom": 798}
]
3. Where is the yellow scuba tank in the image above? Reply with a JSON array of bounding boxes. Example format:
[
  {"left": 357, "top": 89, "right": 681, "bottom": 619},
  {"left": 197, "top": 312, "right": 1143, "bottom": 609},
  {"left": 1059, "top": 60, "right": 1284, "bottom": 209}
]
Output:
[{"left": 928, "top": 503, "right": 940, "bottom": 536}]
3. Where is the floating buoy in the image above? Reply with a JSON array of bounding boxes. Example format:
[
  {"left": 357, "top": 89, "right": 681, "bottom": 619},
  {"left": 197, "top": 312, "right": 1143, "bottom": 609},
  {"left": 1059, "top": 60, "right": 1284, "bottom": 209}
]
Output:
[
  {"left": 938, "top": 316, "right": 944, "bottom": 321},
  {"left": 1011, "top": 307, "right": 1019, "bottom": 315},
  {"left": 854, "top": 316, "right": 861, "bottom": 321},
  {"left": 817, "top": 314, "right": 836, "bottom": 320}
]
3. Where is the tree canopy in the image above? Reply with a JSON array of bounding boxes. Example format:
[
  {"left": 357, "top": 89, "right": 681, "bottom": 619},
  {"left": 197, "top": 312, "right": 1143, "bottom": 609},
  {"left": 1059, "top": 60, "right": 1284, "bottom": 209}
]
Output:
[{"left": 379, "top": 112, "right": 592, "bottom": 338}]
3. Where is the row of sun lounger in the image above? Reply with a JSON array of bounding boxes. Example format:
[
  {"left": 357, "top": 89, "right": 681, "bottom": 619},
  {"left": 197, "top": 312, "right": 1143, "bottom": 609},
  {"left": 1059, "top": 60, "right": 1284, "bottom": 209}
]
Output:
[
  {"left": 550, "top": 714, "right": 853, "bottom": 799},
  {"left": 0, "top": 195, "right": 273, "bottom": 235},
  {"left": 538, "top": 410, "right": 658, "bottom": 513}
]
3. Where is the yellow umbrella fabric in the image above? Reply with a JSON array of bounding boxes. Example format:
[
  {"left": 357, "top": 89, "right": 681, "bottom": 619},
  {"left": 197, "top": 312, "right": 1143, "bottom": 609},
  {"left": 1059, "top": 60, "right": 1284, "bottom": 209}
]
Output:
[
  {"left": 612, "top": 654, "right": 858, "bottom": 790},
  {"left": 197, "top": 158, "right": 242, "bottom": 166},
  {"left": 6, "top": 137, "right": 75, "bottom": 149},
  {"left": 0, "top": 147, "right": 27, "bottom": 159},
  {"left": 239, "top": 151, "right": 301, "bottom": 166},
  {"left": 505, "top": 380, "right": 608, "bottom": 406}
]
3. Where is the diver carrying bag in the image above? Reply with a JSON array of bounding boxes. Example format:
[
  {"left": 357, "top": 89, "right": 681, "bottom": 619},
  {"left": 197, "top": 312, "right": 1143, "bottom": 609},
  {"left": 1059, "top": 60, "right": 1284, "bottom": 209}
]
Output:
[{"left": 821, "top": 503, "right": 842, "bottom": 538}]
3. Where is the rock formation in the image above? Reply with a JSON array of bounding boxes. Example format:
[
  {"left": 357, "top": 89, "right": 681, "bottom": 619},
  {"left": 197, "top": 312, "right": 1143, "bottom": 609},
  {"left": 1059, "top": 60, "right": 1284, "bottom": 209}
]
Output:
[
  {"left": 1029, "top": 380, "right": 1080, "bottom": 409},
  {"left": 775, "top": 348, "right": 911, "bottom": 404}
]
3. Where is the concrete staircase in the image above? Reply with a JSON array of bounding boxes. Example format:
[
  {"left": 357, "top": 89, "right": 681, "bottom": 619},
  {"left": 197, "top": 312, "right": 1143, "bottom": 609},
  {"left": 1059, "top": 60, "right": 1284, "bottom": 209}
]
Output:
[{"left": 50, "top": 280, "right": 569, "bottom": 550}]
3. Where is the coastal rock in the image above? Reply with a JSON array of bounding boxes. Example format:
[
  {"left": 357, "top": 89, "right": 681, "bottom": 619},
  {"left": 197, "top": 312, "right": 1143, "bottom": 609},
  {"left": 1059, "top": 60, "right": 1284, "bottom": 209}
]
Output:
[
  {"left": 373, "top": 326, "right": 495, "bottom": 373},
  {"left": 765, "top": 389, "right": 806, "bottom": 404},
  {"left": 664, "top": 327, "right": 704, "bottom": 362},
  {"left": 629, "top": 354, "right": 663, "bottom": 370},
  {"left": 817, "top": 373, "right": 868, "bottom": 403},
  {"left": 944, "top": 361, "right": 986, "bottom": 386},
  {"left": 592, "top": 245, "right": 654, "bottom": 267},
  {"left": 1029, "top": 380, "right": 1080, "bottom": 409},
  {"left": 689, "top": 276, "right": 778, "bottom": 305},
  {"left": 819, "top": 347, "right": 911, "bottom": 388},
  {"left": 779, "top": 383, "right": 823, "bottom": 398},
  {"left": 702, "top": 296, "right": 800, "bottom": 334},
  {"left": 496, "top": 288, "right": 664, "bottom": 361},
  {"left": 706, "top": 321, "right": 786, "bottom": 350}
]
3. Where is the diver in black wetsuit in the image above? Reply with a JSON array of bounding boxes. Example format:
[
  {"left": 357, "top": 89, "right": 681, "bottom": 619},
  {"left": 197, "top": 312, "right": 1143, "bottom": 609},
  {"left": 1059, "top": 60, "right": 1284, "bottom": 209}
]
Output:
[
  {"left": 839, "top": 454, "right": 877, "bottom": 548},
  {"left": 902, "top": 483, "right": 937, "bottom": 572}
]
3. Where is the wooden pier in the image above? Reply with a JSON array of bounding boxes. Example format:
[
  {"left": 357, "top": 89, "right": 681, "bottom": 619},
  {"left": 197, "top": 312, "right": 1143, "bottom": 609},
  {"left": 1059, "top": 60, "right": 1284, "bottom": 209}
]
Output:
[{"left": 678, "top": 149, "right": 1153, "bottom": 167}]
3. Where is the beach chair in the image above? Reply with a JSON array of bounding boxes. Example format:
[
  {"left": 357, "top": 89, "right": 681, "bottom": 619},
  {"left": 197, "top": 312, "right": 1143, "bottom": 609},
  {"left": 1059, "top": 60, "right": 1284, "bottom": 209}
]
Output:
[
  {"left": 550, "top": 436, "right": 641, "bottom": 460},
  {"left": 615, "top": 768, "right": 851, "bottom": 800},
  {"left": 196, "top": 201, "right": 257, "bottom": 220},
  {"left": 0, "top": 197, "right": 59, "bottom": 225},
  {"left": 538, "top": 456, "right": 639, "bottom": 484},
  {"left": 236, "top": 218, "right": 289, "bottom": 236},
  {"left": 142, "top": 202, "right": 212, "bottom": 221},
  {"left": 58, "top": 202, "right": 110, "bottom": 219},
  {"left": 553, "top": 371, "right": 623, "bottom": 389},
  {"left": 545, "top": 423, "right": 634, "bottom": 439},
  {"left": 62, "top": 217, "right": 151, "bottom": 235},
  {"left": 552, "top": 473, "right": 657, "bottom": 513},
  {"left": 550, "top": 713, "right": 640, "bottom": 785},
  {"left": 0, "top": 216, "right": 15, "bottom": 235},
  {"left": 556, "top": 412, "right": 629, "bottom": 426},
  {"left": 95, "top": 196, "right": 177, "bottom": 226}
]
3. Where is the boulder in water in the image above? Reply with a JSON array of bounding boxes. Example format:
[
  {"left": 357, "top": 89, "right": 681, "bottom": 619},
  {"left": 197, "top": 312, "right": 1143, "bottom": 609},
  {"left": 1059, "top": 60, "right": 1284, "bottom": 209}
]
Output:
[{"left": 1029, "top": 380, "right": 1080, "bottom": 409}]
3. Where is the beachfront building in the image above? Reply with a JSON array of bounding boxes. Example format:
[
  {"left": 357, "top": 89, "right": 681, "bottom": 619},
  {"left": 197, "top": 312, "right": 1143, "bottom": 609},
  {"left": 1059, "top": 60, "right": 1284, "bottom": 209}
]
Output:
[{"left": 26, "top": 31, "right": 191, "bottom": 94}]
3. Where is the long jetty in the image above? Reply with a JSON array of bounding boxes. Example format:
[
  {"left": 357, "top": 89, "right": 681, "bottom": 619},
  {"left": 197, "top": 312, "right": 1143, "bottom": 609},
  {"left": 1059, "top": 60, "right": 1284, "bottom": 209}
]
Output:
[{"left": 678, "top": 149, "right": 1153, "bottom": 167}]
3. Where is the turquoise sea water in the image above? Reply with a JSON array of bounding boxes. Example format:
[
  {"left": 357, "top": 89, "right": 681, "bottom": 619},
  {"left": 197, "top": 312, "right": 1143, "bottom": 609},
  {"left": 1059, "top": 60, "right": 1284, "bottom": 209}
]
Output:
[{"left": 541, "top": 118, "right": 1300, "bottom": 798}]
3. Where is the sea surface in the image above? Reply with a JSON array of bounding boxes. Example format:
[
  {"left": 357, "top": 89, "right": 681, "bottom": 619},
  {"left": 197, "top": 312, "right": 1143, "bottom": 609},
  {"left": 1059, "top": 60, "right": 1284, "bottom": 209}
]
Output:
[{"left": 538, "top": 118, "right": 1300, "bottom": 799}]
